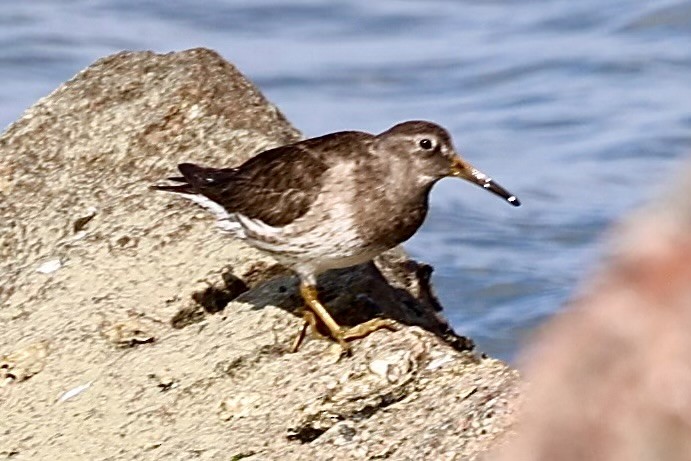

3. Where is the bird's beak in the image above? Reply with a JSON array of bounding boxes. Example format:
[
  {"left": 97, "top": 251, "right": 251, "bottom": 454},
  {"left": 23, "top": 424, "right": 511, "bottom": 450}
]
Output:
[{"left": 450, "top": 156, "right": 521, "bottom": 207}]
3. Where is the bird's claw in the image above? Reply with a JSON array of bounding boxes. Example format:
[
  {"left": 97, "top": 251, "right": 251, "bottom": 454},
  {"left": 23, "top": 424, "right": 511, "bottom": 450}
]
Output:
[{"left": 290, "top": 314, "right": 397, "bottom": 355}]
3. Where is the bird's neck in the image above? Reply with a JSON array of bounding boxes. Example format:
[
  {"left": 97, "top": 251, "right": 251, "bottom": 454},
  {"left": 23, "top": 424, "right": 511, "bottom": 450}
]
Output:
[
  {"left": 383, "top": 153, "right": 436, "bottom": 200},
  {"left": 385, "top": 193, "right": 432, "bottom": 248},
  {"left": 367, "top": 177, "right": 435, "bottom": 249}
]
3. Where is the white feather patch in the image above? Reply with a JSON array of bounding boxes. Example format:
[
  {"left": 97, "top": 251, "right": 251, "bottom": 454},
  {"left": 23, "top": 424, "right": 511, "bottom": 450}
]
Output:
[
  {"left": 175, "top": 193, "right": 244, "bottom": 236},
  {"left": 183, "top": 194, "right": 230, "bottom": 220}
]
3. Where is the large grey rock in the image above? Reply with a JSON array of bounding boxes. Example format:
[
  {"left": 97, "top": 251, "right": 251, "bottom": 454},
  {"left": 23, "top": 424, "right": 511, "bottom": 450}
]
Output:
[{"left": 0, "top": 48, "right": 518, "bottom": 460}]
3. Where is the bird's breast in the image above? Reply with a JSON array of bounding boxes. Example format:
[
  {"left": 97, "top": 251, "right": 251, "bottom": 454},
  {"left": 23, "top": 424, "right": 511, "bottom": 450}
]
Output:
[
  {"left": 351, "top": 192, "right": 429, "bottom": 250},
  {"left": 346, "top": 158, "right": 434, "bottom": 249}
]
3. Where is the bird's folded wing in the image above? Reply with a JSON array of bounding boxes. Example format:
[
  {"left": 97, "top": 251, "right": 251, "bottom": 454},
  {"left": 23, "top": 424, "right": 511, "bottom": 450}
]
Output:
[{"left": 200, "top": 143, "right": 331, "bottom": 227}]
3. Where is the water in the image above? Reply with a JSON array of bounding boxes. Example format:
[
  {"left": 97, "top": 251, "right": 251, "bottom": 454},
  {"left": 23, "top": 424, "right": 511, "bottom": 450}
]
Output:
[{"left": 2, "top": 0, "right": 690, "bottom": 360}]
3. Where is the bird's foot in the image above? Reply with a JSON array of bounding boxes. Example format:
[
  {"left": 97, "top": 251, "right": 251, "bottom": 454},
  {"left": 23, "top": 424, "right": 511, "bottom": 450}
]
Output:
[
  {"left": 293, "top": 281, "right": 398, "bottom": 356},
  {"left": 341, "top": 318, "right": 399, "bottom": 341},
  {"left": 290, "top": 310, "right": 329, "bottom": 353},
  {"left": 290, "top": 312, "right": 398, "bottom": 355}
]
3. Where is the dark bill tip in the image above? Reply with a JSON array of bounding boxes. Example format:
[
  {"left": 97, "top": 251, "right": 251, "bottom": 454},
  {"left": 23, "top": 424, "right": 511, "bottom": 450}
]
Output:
[
  {"left": 480, "top": 177, "right": 521, "bottom": 207},
  {"left": 451, "top": 160, "right": 522, "bottom": 207}
]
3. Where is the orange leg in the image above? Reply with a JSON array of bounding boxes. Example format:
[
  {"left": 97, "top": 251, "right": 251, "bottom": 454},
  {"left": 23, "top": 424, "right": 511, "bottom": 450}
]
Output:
[{"left": 292, "top": 281, "right": 398, "bottom": 354}]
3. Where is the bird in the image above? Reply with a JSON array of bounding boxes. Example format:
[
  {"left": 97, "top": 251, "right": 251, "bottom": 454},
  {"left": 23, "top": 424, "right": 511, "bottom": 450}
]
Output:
[{"left": 152, "top": 120, "right": 520, "bottom": 354}]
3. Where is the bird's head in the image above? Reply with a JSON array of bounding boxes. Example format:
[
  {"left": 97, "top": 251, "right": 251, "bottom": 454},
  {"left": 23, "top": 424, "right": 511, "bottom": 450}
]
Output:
[{"left": 375, "top": 121, "right": 520, "bottom": 207}]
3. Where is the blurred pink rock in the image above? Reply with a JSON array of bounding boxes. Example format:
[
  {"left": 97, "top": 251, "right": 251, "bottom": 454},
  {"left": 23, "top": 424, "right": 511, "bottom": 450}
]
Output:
[{"left": 490, "top": 162, "right": 691, "bottom": 461}]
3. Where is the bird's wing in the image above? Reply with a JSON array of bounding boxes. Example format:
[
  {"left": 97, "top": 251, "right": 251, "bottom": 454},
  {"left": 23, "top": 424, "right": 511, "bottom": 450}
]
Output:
[
  {"left": 214, "top": 142, "right": 331, "bottom": 226},
  {"left": 154, "top": 131, "right": 373, "bottom": 227}
]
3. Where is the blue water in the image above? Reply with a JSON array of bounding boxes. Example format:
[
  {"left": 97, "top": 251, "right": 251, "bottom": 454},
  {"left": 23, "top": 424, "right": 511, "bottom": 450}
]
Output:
[{"left": 2, "top": 0, "right": 690, "bottom": 359}]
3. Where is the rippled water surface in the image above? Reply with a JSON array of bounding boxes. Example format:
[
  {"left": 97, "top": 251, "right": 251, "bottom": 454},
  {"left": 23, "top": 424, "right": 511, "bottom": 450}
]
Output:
[{"left": 3, "top": 0, "right": 690, "bottom": 359}]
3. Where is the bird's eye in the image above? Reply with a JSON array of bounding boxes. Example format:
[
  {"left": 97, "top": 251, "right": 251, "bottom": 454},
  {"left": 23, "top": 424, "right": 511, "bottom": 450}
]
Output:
[{"left": 419, "top": 138, "right": 433, "bottom": 150}]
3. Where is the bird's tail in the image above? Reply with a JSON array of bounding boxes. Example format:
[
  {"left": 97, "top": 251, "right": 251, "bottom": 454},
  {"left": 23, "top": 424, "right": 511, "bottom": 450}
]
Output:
[
  {"left": 150, "top": 163, "right": 237, "bottom": 195},
  {"left": 150, "top": 174, "right": 194, "bottom": 194}
]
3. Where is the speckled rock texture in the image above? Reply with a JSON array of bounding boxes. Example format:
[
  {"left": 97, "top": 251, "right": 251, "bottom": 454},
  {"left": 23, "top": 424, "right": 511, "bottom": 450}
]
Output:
[{"left": 0, "top": 48, "right": 519, "bottom": 460}]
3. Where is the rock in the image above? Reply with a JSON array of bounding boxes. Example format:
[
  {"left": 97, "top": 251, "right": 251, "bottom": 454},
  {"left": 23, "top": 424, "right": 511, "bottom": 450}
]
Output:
[
  {"left": 36, "top": 258, "right": 62, "bottom": 274},
  {"left": 99, "top": 318, "right": 157, "bottom": 348},
  {"left": 57, "top": 381, "right": 93, "bottom": 402},
  {"left": 72, "top": 206, "right": 98, "bottom": 233},
  {"left": 0, "top": 340, "right": 50, "bottom": 385},
  {"left": 0, "top": 48, "right": 518, "bottom": 460},
  {"left": 488, "top": 161, "right": 691, "bottom": 461}
]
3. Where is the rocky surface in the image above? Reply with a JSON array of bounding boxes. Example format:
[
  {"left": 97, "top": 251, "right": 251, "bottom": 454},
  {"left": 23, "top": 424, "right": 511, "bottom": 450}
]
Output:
[{"left": 0, "top": 48, "right": 519, "bottom": 460}]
